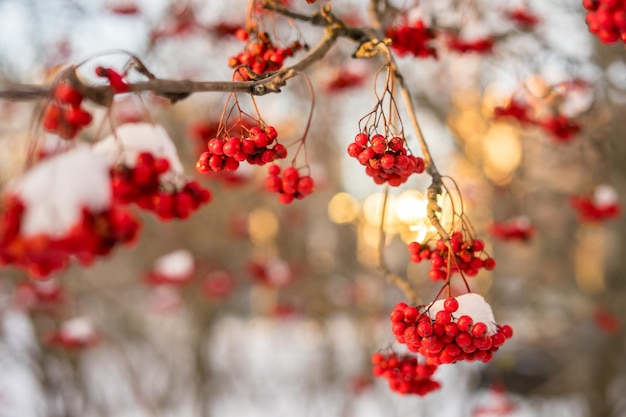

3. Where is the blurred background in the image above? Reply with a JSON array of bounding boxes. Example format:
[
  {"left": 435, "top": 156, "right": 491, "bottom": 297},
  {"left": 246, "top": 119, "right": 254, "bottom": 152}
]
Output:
[{"left": 0, "top": 0, "right": 625, "bottom": 416}]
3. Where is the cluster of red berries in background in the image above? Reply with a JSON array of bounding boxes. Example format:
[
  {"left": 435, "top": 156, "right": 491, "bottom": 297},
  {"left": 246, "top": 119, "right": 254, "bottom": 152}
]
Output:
[
  {"left": 444, "top": 33, "right": 495, "bottom": 54},
  {"left": 43, "top": 82, "right": 93, "bottom": 140},
  {"left": 325, "top": 68, "right": 367, "bottom": 92},
  {"left": 494, "top": 99, "right": 581, "bottom": 142},
  {"left": 390, "top": 300, "right": 513, "bottom": 365},
  {"left": 44, "top": 318, "right": 100, "bottom": 350},
  {"left": 371, "top": 352, "right": 441, "bottom": 395},
  {"left": 196, "top": 125, "right": 287, "bottom": 174},
  {"left": 408, "top": 232, "right": 496, "bottom": 281},
  {"left": 111, "top": 152, "right": 211, "bottom": 220},
  {"left": 265, "top": 164, "right": 315, "bottom": 204},
  {"left": 570, "top": 187, "right": 621, "bottom": 222},
  {"left": 489, "top": 216, "right": 535, "bottom": 241},
  {"left": 0, "top": 196, "right": 140, "bottom": 278},
  {"left": 583, "top": 0, "right": 626, "bottom": 44},
  {"left": 347, "top": 132, "right": 425, "bottom": 186},
  {"left": 385, "top": 20, "right": 438, "bottom": 59},
  {"left": 229, "top": 30, "right": 303, "bottom": 79},
  {"left": 504, "top": 7, "right": 541, "bottom": 29},
  {"left": 14, "top": 279, "right": 65, "bottom": 310}
]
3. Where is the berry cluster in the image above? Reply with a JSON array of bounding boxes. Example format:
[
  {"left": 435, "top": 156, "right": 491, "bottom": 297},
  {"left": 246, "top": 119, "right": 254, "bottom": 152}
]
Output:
[
  {"left": 445, "top": 34, "right": 495, "bottom": 54},
  {"left": 43, "top": 83, "right": 92, "bottom": 140},
  {"left": 14, "top": 279, "right": 65, "bottom": 310},
  {"left": 0, "top": 195, "right": 140, "bottom": 278},
  {"left": 570, "top": 185, "right": 620, "bottom": 222},
  {"left": 347, "top": 133, "right": 425, "bottom": 186},
  {"left": 371, "top": 352, "right": 440, "bottom": 396},
  {"left": 385, "top": 20, "right": 438, "bottom": 59},
  {"left": 489, "top": 216, "right": 535, "bottom": 241},
  {"left": 264, "top": 164, "right": 315, "bottom": 204},
  {"left": 325, "top": 68, "right": 367, "bottom": 92},
  {"left": 493, "top": 99, "right": 581, "bottom": 143},
  {"left": 203, "top": 270, "right": 236, "bottom": 299},
  {"left": 44, "top": 317, "right": 100, "bottom": 350},
  {"left": 196, "top": 125, "right": 287, "bottom": 173},
  {"left": 112, "top": 152, "right": 211, "bottom": 220},
  {"left": 229, "top": 31, "right": 303, "bottom": 79},
  {"left": 505, "top": 7, "right": 540, "bottom": 29},
  {"left": 390, "top": 299, "right": 513, "bottom": 365},
  {"left": 583, "top": 0, "right": 626, "bottom": 44},
  {"left": 408, "top": 232, "right": 496, "bottom": 281}
]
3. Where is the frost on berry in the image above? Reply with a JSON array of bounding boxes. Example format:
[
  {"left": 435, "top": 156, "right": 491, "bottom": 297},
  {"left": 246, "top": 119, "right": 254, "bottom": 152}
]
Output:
[
  {"left": 94, "top": 123, "right": 212, "bottom": 220},
  {"left": 388, "top": 294, "right": 513, "bottom": 366},
  {"left": 144, "top": 249, "right": 195, "bottom": 286},
  {"left": 0, "top": 146, "right": 141, "bottom": 278},
  {"left": 570, "top": 184, "right": 621, "bottom": 222},
  {"left": 347, "top": 133, "right": 425, "bottom": 186},
  {"left": 371, "top": 351, "right": 441, "bottom": 396}
]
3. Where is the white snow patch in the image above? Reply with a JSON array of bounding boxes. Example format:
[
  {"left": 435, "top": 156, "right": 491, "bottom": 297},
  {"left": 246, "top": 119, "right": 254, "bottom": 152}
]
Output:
[
  {"left": 593, "top": 185, "right": 618, "bottom": 207},
  {"left": 9, "top": 145, "right": 112, "bottom": 237},
  {"left": 93, "top": 123, "right": 184, "bottom": 186},
  {"left": 427, "top": 293, "right": 498, "bottom": 335},
  {"left": 153, "top": 249, "right": 195, "bottom": 279},
  {"left": 60, "top": 316, "right": 96, "bottom": 340}
]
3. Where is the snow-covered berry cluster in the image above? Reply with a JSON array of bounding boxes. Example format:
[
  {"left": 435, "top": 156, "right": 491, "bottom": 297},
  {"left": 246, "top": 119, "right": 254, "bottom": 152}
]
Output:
[
  {"left": 490, "top": 216, "right": 535, "bottom": 241},
  {"left": 570, "top": 184, "right": 621, "bottom": 222},
  {"left": 347, "top": 132, "right": 425, "bottom": 186},
  {"left": 44, "top": 317, "right": 100, "bottom": 350},
  {"left": 444, "top": 33, "right": 495, "bottom": 54},
  {"left": 144, "top": 249, "right": 195, "bottom": 286},
  {"left": 390, "top": 294, "right": 513, "bottom": 365}
]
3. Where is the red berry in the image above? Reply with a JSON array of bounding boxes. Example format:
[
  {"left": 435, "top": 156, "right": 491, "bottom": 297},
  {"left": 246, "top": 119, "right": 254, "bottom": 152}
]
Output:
[{"left": 444, "top": 297, "right": 459, "bottom": 313}]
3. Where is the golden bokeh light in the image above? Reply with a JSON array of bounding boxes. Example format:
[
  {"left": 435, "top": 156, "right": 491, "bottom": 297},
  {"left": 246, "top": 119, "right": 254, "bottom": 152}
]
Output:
[
  {"left": 327, "top": 192, "right": 359, "bottom": 224},
  {"left": 248, "top": 208, "right": 279, "bottom": 243},
  {"left": 483, "top": 123, "right": 522, "bottom": 183}
]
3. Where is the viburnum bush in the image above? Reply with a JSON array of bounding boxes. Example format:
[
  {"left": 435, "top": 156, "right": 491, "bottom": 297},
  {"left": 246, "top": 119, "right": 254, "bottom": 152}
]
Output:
[{"left": 0, "top": 0, "right": 623, "bottom": 410}]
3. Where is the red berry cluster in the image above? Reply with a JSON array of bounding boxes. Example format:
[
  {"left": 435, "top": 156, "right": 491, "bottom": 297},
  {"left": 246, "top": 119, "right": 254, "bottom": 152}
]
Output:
[
  {"left": 14, "top": 280, "right": 65, "bottom": 310},
  {"left": 325, "top": 68, "right": 367, "bottom": 92},
  {"left": 371, "top": 352, "right": 440, "bottom": 396},
  {"left": 445, "top": 34, "right": 495, "bottom": 54},
  {"left": 489, "top": 216, "right": 535, "bottom": 241},
  {"left": 111, "top": 152, "right": 211, "bottom": 220},
  {"left": 494, "top": 100, "right": 581, "bottom": 143},
  {"left": 570, "top": 195, "right": 620, "bottom": 222},
  {"left": 390, "top": 301, "right": 513, "bottom": 365},
  {"left": 0, "top": 195, "right": 140, "bottom": 278},
  {"left": 347, "top": 133, "right": 425, "bottom": 186},
  {"left": 196, "top": 125, "right": 286, "bottom": 174},
  {"left": 43, "top": 83, "right": 93, "bottom": 139},
  {"left": 505, "top": 7, "right": 540, "bottom": 29},
  {"left": 583, "top": 0, "right": 626, "bottom": 44},
  {"left": 44, "top": 319, "right": 100, "bottom": 350},
  {"left": 408, "top": 232, "right": 496, "bottom": 281},
  {"left": 229, "top": 31, "right": 303, "bottom": 79},
  {"left": 385, "top": 20, "right": 438, "bottom": 59},
  {"left": 264, "top": 164, "right": 315, "bottom": 204}
]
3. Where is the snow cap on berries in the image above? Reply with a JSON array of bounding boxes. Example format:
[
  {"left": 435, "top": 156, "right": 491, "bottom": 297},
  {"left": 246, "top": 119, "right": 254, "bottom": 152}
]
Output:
[
  {"left": 8, "top": 145, "right": 112, "bottom": 237},
  {"left": 593, "top": 185, "right": 618, "bottom": 207},
  {"left": 153, "top": 249, "right": 195, "bottom": 281},
  {"left": 93, "top": 123, "right": 185, "bottom": 185},
  {"left": 427, "top": 293, "right": 498, "bottom": 335},
  {"left": 60, "top": 316, "right": 96, "bottom": 341}
]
